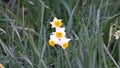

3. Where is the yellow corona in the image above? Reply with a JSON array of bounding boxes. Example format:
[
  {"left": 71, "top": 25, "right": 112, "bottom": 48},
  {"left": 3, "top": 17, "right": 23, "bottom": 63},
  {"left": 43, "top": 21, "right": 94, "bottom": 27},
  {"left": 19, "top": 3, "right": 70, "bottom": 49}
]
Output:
[{"left": 49, "top": 40, "right": 55, "bottom": 46}]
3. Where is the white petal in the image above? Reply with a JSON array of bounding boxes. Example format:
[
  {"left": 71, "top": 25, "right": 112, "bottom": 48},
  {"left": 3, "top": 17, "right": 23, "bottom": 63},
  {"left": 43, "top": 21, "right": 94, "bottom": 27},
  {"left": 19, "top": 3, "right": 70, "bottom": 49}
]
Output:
[
  {"left": 50, "top": 35, "right": 57, "bottom": 40},
  {"left": 50, "top": 22, "right": 53, "bottom": 24},
  {"left": 56, "top": 37, "right": 71, "bottom": 46},
  {"left": 115, "top": 36, "right": 119, "bottom": 39},
  {"left": 56, "top": 27, "right": 65, "bottom": 32},
  {"left": 50, "top": 35, "right": 60, "bottom": 44},
  {"left": 53, "top": 17, "right": 58, "bottom": 21},
  {"left": 50, "top": 22, "right": 55, "bottom": 28},
  {"left": 53, "top": 17, "right": 62, "bottom": 22},
  {"left": 61, "top": 37, "right": 71, "bottom": 42}
]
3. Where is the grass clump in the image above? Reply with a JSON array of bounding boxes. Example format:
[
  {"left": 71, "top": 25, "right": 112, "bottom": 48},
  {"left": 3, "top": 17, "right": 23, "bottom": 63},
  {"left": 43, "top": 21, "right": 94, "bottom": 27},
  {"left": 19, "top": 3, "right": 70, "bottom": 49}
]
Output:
[{"left": 0, "top": 0, "right": 120, "bottom": 68}]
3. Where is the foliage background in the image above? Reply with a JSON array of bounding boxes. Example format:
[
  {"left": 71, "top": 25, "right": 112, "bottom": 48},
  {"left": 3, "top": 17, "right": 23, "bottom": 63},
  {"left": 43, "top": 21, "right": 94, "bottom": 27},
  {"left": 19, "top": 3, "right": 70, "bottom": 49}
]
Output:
[{"left": 0, "top": 0, "right": 120, "bottom": 68}]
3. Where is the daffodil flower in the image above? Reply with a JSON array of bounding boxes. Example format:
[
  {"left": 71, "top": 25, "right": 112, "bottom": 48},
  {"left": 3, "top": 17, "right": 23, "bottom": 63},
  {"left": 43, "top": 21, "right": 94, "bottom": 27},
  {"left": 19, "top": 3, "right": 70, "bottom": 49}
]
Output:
[
  {"left": 52, "top": 27, "right": 66, "bottom": 39},
  {"left": 49, "top": 34, "right": 71, "bottom": 49},
  {"left": 49, "top": 35, "right": 58, "bottom": 46},
  {"left": 50, "top": 17, "right": 62, "bottom": 28},
  {"left": 114, "top": 30, "right": 120, "bottom": 39},
  {"left": 49, "top": 17, "right": 71, "bottom": 49},
  {"left": 57, "top": 37, "right": 71, "bottom": 49}
]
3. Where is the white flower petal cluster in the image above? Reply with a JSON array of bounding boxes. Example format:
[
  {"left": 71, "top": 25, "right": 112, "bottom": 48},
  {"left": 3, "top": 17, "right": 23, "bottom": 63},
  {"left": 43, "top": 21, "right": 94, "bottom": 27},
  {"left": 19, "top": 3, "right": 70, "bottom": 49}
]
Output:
[
  {"left": 49, "top": 17, "right": 71, "bottom": 49},
  {"left": 50, "top": 17, "right": 62, "bottom": 28},
  {"left": 114, "top": 30, "right": 120, "bottom": 39}
]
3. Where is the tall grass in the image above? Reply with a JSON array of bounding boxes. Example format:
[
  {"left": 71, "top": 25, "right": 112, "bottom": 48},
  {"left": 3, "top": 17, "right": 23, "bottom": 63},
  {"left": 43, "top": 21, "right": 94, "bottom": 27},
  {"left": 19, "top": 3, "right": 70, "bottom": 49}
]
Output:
[{"left": 0, "top": 0, "right": 120, "bottom": 68}]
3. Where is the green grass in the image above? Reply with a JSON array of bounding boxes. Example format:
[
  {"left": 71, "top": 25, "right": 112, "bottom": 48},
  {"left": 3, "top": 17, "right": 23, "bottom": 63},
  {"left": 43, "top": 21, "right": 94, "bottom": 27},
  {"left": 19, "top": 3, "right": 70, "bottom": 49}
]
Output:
[{"left": 0, "top": 0, "right": 120, "bottom": 68}]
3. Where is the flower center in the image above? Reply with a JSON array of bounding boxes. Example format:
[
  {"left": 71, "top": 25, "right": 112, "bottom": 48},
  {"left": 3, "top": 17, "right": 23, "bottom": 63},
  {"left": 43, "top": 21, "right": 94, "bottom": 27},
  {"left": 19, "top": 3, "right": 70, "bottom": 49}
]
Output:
[
  {"left": 49, "top": 40, "right": 55, "bottom": 46},
  {"left": 62, "top": 43, "right": 68, "bottom": 49},
  {"left": 54, "top": 20, "right": 62, "bottom": 27},
  {"left": 56, "top": 32, "right": 63, "bottom": 38}
]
